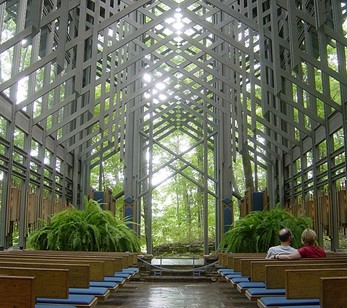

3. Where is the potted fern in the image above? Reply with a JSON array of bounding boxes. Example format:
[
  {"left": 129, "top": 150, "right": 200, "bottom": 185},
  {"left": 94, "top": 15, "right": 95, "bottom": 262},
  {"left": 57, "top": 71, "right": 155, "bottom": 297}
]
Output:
[
  {"left": 219, "top": 206, "right": 312, "bottom": 253},
  {"left": 27, "top": 198, "right": 141, "bottom": 252}
]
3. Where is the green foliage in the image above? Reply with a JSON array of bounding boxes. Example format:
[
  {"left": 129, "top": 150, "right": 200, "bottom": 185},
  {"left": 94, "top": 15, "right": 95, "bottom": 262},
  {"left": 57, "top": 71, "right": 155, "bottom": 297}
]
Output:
[
  {"left": 27, "top": 197, "right": 141, "bottom": 252},
  {"left": 219, "top": 206, "right": 312, "bottom": 253}
]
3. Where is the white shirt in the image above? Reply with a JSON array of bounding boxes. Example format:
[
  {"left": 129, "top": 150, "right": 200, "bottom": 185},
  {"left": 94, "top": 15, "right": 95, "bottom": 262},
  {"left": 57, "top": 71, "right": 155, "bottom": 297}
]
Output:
[{"left": 265, "top": 245, "right": 297, "bottom": 259}]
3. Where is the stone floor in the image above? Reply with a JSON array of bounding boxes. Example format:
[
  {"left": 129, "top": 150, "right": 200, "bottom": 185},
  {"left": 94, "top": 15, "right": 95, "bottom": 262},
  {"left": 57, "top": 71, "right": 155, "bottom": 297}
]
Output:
[{"left": 96, "top": 280, "right": 258, "bottom": 308}]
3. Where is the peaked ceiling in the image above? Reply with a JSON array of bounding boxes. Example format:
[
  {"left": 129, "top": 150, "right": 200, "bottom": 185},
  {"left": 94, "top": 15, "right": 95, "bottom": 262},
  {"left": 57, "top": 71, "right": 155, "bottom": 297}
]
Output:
[{"left": 0, "top": 0, "right": 346, "bottom": 192}]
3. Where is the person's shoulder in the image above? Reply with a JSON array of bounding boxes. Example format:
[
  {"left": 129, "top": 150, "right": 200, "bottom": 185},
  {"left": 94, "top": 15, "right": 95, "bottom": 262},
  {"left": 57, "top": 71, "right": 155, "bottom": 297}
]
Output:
[
  {"left": 266, "top": 246, "right": 275, "bottom": 253},
  {"left": 269, "top": 245, "right": 280, "bottom": 251},
  {"left": 298, "top": 245, "right": 309, "bottom": 257},
  {"left": 266, "top": 246, "right": 280, "bottom": 255},
  {"left": 298, "top": 245, "right": 308, "bottom": 252}
]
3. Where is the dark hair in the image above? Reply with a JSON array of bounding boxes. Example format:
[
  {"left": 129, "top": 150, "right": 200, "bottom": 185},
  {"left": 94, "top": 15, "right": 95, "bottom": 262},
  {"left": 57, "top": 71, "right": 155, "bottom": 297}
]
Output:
[{"left": 279, "top": 228, "right": 292, "bottom": 242}]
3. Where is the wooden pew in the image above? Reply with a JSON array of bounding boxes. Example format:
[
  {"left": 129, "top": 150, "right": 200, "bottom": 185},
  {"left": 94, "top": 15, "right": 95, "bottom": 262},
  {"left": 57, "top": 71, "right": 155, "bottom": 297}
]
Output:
[
  {"left": 15, "top": 250, "right": 139, "bottom": 279},
  {"left": 0, "top": 254, "right": 105, "bottom": 281},
  {"left": 266, "top": 262, "right": 347, "bottom": 289},
  {"left": 0, "top": 260, "right": 89, "bottom": 288},
  {"left": 0, "top": 266, "right": 69, "bottom": 299},
  {"left": 320, "top": 276, "right": 347, "bottom": 308},
  {"left": 61, "top": 251, "right": 138, "bottom": 268},
  {"left": 223, "top": 257, "right": 273, "bottom": 283},
  {"left": 286, "top": 268, "right": 347, "bottom": 299},
  {"left": 0, "top": 250, "right": 139, "bottom": 282},
  {"left": 5, "top": 250, "right": 138, "bottom": 268},
  {"left": 218, "top": 255, "right": 267, "bottom": 288},
  {"left": 226, "top": 253, "right": 266, "bottom": 270},
  {"left": 1, "top": 250, "right": 126, "bottom": 276},
  {"left": 257, "top": 268, "right": 347, "bottom": 308},
  {"left": 0, "top": 259, "right": 103, "bottom": 307},
  {"left": 217, "top": 253, "right": 227, "bottom": 268},
  {"left": 250, "top": 257, "right": 347, "bottom": 282},
  {"left": 240, "top": 259, "right": 347, "bottom": 301},
  {"left": 239, "top": 253, "right": 347, "bottom": 279},
  {"left": 233, "top": 256, "right": 266, "bottom": 273},
  {"left": 325, "top": 251, "right": 347, "bottom": 257},
  {"left": 244, "top": 262, "right": 347, "bottom": 301},
  {"left": 0, "top": 255, "right": 118, "bottom": 300},
  {"left": 57, "top": 250, "right": 138, "bottom": 272},
  {"left": 256, "top": 269, "right": 347, "bottom": 308},
  {"left": 240, "top": 258, "right": 266, "bottom": 277},
  {"left": 0, "top": 250, "right": 132, "bottom": 290},
  {"left": 0, "top": 251, "right": 116, "bottom": 276},
  {"left": 222, "top": 252, "right": 347, "bottom": 269},
  {"left": 0, "top": 275, "right": 35, "bottom": 308}
]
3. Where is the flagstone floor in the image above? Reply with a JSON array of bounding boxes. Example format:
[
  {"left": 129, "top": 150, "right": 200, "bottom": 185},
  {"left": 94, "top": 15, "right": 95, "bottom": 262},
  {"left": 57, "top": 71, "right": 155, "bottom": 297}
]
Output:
[{"left": 96, "top": 280, "right": 258, "bottom": 308}]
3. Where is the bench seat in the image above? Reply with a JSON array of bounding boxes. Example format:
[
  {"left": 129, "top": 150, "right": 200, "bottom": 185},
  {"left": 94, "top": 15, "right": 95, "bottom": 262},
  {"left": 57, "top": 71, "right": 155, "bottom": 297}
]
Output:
[
  {"left": 245, "top": 287, "right": 285, "bottom": 301},
  {"left": 89, "top": 280, "right": 119, "bottom": 291},
  {"left": 104, "top": 276, "right": 126, "bottom": 284},
  {"left": 228, "top": 276, "right": 250, "bottom": 285},
  {"left": 224, "top": 273, "right": 243, "bottom": 280},
  {"left": 237, "top": 281, "right": 266, "bottom": 293},
  {"left": 122, "top": 267, "right": 139, "bottom": 274},
  {"left": 114, "top": 271, "right": 132, "bottom": 279},
  {"left": 217, "top": 269, "right": 237, "bottom": 275},
  {"left": 257, "top": 296, "right": 320, "bottom": 308},
  {"left": 277, "top": 306, "right": 320, "bottom": 308},
  {"left": 36, "top": 294, "right": 98, "bottom": 308},
  {"left": 35, "top": 305, "right": 77, "bottom": 308},
  {"left": 69, "top": 287, "right": 110, "bottom": 300}
]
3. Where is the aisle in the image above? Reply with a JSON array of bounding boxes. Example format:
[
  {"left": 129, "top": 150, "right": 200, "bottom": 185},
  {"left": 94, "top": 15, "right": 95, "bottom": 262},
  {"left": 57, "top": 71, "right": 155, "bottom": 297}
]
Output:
[{"left": 96, "top": 280, "right": 258, "bottom": 308}]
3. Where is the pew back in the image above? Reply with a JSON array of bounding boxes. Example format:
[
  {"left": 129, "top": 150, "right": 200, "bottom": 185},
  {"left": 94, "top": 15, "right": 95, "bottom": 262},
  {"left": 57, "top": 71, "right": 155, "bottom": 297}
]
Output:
[
  {"left": 0, "top": 260, "right": 89, "bottom": 288},
  {"left": 251, "top": 258, "right": 347, "bottom": 282},
  {"left": 0, "top": 251, "right": 122, "bottom": 274},
  {"left": 286, "top": 268, "right": 347, "bottom": 299},
  {"left": 226, "top": 253, "right": 266, "bottom": 269},
  {"left": 233, "top": 256, "right": 265, "bottom": 273},
  {"left": 0, "top": 266, "right": 69, "bottom": 299},
  {"left": 3, "top": 250, "right": 137, "bottom": 269},
  {"left": 0, "top": 275, "right": 35, "bottom": 308},
  {"left": 266, "top": 262, "right": 347, "bottom": 288},
  {"left": 320, "top": 276, "right": 347, "bottom": 308},
  {"left": 0, "top": 253, "right": 106, "bottom": 281}
]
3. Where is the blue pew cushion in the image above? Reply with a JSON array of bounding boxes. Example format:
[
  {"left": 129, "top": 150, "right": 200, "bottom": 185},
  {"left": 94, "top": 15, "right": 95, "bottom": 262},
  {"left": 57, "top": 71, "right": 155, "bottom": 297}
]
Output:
[
  {"left": 218, "top": 269, "right": 236, "bottom": 274},
  {"left": 104, "top": 276, "right": 126, "bottom": 283},
  {"left": 90, "top": 281, "right": 118, "bottom": 288},
  {"left": 123, "top": 268, "right": 139, "bottom": 274},
  {"left": 224, "top": 272, "right": 241, "bottom": 277},
  {"left": 36, "top": 294, "right": 96, "bottom": 305},
  {"left": 237, "top": 281, "right": 266, "bottom": 289},
  {"left": 277, "top": 306, "right": 320, "bottom": 308},
  {"left": 257, "top": 296, "right": 320, "bottom": 306},
  {"left": 69, "top": 287, "right": 108, "bottom": 295},
  {"left": 113, "top": 273, "right": 131, "bottom": 279},
  {"left": 229, "top": 277, "right": 250, "bottom": 283},
  {"left": 246, "top": 287, "right": 285, "bottom": 295},
  {"left": 35, "top": 305, "right": 77, "bottom": 308}
]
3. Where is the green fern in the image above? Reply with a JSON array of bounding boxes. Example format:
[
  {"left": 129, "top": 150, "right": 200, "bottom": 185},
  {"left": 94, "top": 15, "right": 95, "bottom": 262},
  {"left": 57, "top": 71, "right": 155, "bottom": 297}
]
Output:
[
  {"left": 27, "top": 198, "right": 141, "bottom": 252},
  {"left": 219, "top": 206, "right": 312, "bottom": 253}
]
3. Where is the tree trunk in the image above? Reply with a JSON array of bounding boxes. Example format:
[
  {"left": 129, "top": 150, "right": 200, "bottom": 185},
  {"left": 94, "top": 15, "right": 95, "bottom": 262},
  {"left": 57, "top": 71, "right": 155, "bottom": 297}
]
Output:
[{"left": 240, "top": 146, "right": 254, "bottom": 191}]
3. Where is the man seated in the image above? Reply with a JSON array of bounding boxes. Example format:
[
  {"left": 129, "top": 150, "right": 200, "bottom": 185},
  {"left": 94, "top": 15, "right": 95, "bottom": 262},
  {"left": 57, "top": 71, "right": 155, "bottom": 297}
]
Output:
[{"left": 265, "top": 228, "right": 297, "bottom": 259}]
